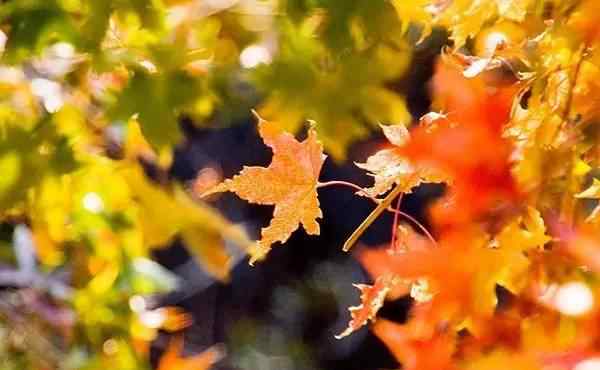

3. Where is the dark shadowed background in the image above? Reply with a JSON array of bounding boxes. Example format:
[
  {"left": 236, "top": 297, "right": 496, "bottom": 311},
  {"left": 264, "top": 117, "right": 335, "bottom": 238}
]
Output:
[{"left": 149, "top": 30, "right": 446, "bottom": 370}]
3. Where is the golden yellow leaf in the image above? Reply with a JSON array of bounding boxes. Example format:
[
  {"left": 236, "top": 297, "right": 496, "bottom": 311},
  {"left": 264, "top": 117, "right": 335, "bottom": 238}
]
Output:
[
  {"left": 492, "top": 207, "right": 551, "bottom": 293},
  {"left": 495, "top": 0, "right": 532, "bottom": 22},
  {"left": 572, "top": 56, "right": 600, "bottom": 121},
  {"left": 390, "top": 0, "right": 433, "bottom": 40},
  {"left": 576, "top": 178, "right": 600, "bottom": 222},
  {"left": 447, "top": 0, "right": 497, "bottom": 49},
  {"left": 576, "top": 178, "right": 600, "bottom": 199},
  {"left": 121, "top": 164, "right": 252, "bottom": 280},
  {"left": 204, "top": 114, "right": 326, "bottom": 264}
]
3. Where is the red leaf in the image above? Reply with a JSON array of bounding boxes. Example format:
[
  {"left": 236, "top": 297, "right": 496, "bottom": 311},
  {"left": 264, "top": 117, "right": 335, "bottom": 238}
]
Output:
[
  {"left": 372, "top": 319, "right": 457, "bottom": 370},
  {"left": 399, "top": 61, "right": 521, "bottom": 227}
]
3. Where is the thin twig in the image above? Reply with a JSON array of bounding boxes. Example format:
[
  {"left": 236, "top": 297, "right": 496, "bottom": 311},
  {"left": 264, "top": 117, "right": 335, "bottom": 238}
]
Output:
[
  {"left": 391, "top": 194, "right": 403, "bottom": 253},
  {"left": 317, "top": 180, "right": 369, "bottom": 194},
  {"left": 342, "top": 185, "right": 404, "bottom": 252},
  {"left": 317, "top": 180, "right": 437, "bottom": 245}
]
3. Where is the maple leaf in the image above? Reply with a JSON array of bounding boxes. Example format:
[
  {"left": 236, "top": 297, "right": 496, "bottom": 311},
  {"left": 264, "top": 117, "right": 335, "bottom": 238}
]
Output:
[
  {"left": 569, "top": 0, "right": 600, "bottom": 44},
  {"left": 357, "top": 227, "right": 539, "bottom": 334},
  {"left": 335, "top": 275, "right": 397, "bottom": 339},
  {"left": 337, "top": 226, "right": 440, "bottom": 339},
  {"left": 495, "top": 0, "right": 531, "bottom": 22},
  {"left": 491, "top": 207, "right": 551, "bottom": 293},
  {"left": 444, "top": 0, "right": 497, "bottom": 49},
  {"left": 390, "top": 0, "right": 435, "bottom": 41},
  {"left": 121, "top": 164, "right": 253, "bottom": 281},
  {"left": 356, "top": 124, "right": 445, "bottom": 197},
  {"left": 400, "top": 60, "right": 520, "bottom": 226},
  {"left": 204, "top": 114, "right": 326, "bottom": 264},
  {"left": 576, "top": 178, "right": 600, "bottom": 222},
  {"left": 158, "top": 337, "right": 224, "bottom": 370},
  {"left": 572, "top": 56, "right": 600, "bottom": 122},
  {"left": 372, "top": 319, "right": 457, "bottom": 370}
]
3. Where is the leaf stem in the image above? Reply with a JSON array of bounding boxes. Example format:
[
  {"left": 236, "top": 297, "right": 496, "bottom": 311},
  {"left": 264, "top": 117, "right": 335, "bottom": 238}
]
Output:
[
  {"left": 391, "top": 194, "right": 403, "bottom": 253},
  {"left": 317, "top": 180, "right": 436, "bottom": 246},
  {"left": 317, "top": 180, "right": 370, "bottom": 194},
  {"left": 342, "top": 185, "right": 404, "bottom": 251}
]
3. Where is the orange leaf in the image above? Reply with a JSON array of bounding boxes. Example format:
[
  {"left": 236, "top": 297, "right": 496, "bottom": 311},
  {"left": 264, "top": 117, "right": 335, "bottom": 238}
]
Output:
[
  {"left": 158, "top": 337, "right": 224, "bottom": 370},
  {"left": 204, "top": 113, "right": 326, "bottom": 264},
  {"left": 160, "top": 307, "right": 194, "bottom": 332},
  {"left": 400, "top": 61, "right": 520, "bottom": 227},
  {"left": 569, "top": 0, "right": 600, "bottom": 44},
  {"left": 335, "top": 275, "right": 397, "bottom": 339},
  {"left": 356, "top": 124, "right": 446, "bottom": 197},
  {"left": 372, "top": 319, "right": 457, "bottom": 370},
  {"left": 359, "top": 229, "right": 505, "bottom": 333}
]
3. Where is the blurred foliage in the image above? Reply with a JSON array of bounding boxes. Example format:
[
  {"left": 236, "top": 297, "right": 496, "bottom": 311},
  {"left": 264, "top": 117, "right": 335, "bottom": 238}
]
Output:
[
  {"left": 0, "top": 0, "right": 418, "bottom": 368},
  {"left": 204, "top": 1, "right": 600, "bottom": 370},
  {"left": 7, "top": 0, "right": 600, "bottom": 369}
]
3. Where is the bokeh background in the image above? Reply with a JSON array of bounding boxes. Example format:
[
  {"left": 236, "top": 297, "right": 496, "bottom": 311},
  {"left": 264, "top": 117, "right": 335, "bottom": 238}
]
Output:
[
  {"left": 0, "top": 0, "right": 461, "bottom": 368},
  {"left": 150, "top": 30, "right": 446, "bottom": 370}
]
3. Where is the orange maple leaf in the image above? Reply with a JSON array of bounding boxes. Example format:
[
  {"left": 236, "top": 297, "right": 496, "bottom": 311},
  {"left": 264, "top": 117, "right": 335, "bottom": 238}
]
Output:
[
  {"left": 204, "top": 113, "right": 326, "bottom": 264},
  {"left": 335, "top": 275, "right": 398, "bottom": 339},
  {"left": 372, "top": 319, "right": 457, "bottom": 370},
  {"left": 358, "top": 228, "right": 507, "bottom": 334},
  {"left": 158, "top": 337, "right": 224, "bottom": 370},
  {"left": 336, "top": 222, "right": 441, "bottom": 339},
  {"left": 399, "top": 60, "right": 520, "bottom": 227}
]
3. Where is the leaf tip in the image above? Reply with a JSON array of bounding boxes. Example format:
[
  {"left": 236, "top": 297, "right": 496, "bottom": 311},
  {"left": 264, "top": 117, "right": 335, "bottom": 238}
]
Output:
[
  {"left": 248, "top": 242, "right": 270, "bottom": 265},
  {"left": 250, "top": 109, "right": 265, "bottom": 123}
]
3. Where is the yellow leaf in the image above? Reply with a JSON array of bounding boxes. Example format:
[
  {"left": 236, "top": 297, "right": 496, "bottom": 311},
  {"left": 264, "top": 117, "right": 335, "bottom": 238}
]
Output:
[
  {"left": 576, "top": 178, "right": 600, "bottom": 199},
  {"left": 121, "top": 164, "right": 252, "bottom": 279},
  {"left": 576, "top": 178, "right": 600, "bottom": 222},
  {"left": 204, "top": 114, "right": 326, "bottom": 264},
  {"left": 495, "top": 0, "right": 532, "bottom": 22},
  {"left": 492, "top": 207, "right": 551, "bottom": 292},
  {"left": 360, "top": 87, "right": 411, "bottom": 127},
  {"left": 0, "top": 151, "right": 21, "bottom": 196},
  {"left": 390, "top": 0, "right": 433, "bottom": 40},
  {"left": 444, "top": 0, "right": 497, "bottom": 49},
  {"left": 572, "top": 56, "right": 600, "bottom": 121}
]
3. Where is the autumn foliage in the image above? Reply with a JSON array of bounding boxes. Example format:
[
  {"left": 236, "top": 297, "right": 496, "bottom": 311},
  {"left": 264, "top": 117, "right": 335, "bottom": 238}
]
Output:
[
  {"left": 4, "top": 0, "right": 600, "bottom": 369},
  {"left": 205, "top": 1, "right": 600, "bottom": 369}
]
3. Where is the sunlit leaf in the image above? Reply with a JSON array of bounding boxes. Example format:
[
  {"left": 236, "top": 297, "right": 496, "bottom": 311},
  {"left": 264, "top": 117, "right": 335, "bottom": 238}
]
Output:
[
  {"left": 204, "top": 114, "right": 326, "bottom": 264},
  {"left": 336, "top": 275, "right": 396, "bottom": 339},
  {"left": 158, "top": 337, "right": 223, "bottom": 370},
  {"left": 356, "top": 124, "right": 446, "bottom": 197}
]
